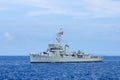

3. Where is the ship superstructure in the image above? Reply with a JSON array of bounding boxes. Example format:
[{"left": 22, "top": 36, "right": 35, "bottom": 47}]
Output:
[{"left": 30, "top": 28, "right": 102, "bottom": 63}]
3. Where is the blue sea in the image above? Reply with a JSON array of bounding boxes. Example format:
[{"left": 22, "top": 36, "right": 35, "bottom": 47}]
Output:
[{"left": 0, "top": 56, "right": 120, "bottom": 80}]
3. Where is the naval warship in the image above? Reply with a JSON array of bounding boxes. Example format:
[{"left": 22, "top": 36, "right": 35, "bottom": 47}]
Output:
[{"left": 30, "top": 28, "right": 102, "bottom": 63}]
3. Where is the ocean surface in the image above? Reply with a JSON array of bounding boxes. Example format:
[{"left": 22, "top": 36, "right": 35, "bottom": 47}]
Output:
[{"left": 0, "top": 56, "right": 120, "bottom": 80}]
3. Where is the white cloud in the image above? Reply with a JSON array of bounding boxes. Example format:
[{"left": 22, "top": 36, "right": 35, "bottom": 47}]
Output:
[
  {"left": 0, "top": 0, "right": 120, "bottom": 18},
  {"left": 0, "top": 7, "right": 8, "bottom": 11},
  {"left": 3, "top": 0, "right": 65, "bottom": 16},
  {"left": 0, "top": 8, "right": 5, "bottom": 10},
  {"left": 4, "top": 32, "right": 14, "bottom": 40},
  {"left": 27, "top": 9, "right": 64, "bottom": 16},
  {"left": 24, "top": 0, "right": 65, "bottom": 16},
  {"left": 25, "top": 0, "right": 120, "bottom": 18},
  {"left": 81, "top": 0, "right": 120, "bottom": 18}
]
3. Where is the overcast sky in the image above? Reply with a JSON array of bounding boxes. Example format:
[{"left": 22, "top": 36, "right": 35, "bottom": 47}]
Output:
[{"left": 0, "top": 0, "right": 120, "bottom": 56}]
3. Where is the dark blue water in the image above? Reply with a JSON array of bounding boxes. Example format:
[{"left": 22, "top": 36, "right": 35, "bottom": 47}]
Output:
[{"left": 0, "top": 56, "right": 120, "bottom": 80}]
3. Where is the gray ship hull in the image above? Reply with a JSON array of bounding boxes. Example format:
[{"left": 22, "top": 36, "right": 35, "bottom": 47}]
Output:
[{"left": 30, "top": 55, "right": 102, "bottom": 63}]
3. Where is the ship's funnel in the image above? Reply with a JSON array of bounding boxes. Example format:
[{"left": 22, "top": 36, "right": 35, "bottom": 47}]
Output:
[{"left": 65, "top": 44, "right": 69, "bottom": 53}]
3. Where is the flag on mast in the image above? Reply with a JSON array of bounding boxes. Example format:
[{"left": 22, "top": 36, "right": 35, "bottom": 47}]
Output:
[{"left": 58, "top": 28, "right": 63, "bottom": 35}]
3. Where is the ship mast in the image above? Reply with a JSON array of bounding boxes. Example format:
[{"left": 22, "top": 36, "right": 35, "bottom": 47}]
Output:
[{"left": 56, "top": 28, "right": 63, "bottom": 44}]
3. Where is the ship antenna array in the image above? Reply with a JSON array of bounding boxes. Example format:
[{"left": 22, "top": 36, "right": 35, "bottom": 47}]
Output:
[{"left": 56, "top": 28, "right": 63, "bottom": 44}]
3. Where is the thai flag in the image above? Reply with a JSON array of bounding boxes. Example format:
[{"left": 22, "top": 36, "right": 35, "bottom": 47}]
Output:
[
  {"left": 59, "top": 31, "right": 63, "bottom": 35},
  {"left": 58, "top": 28, "right": 63, "bottom": 35}
]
